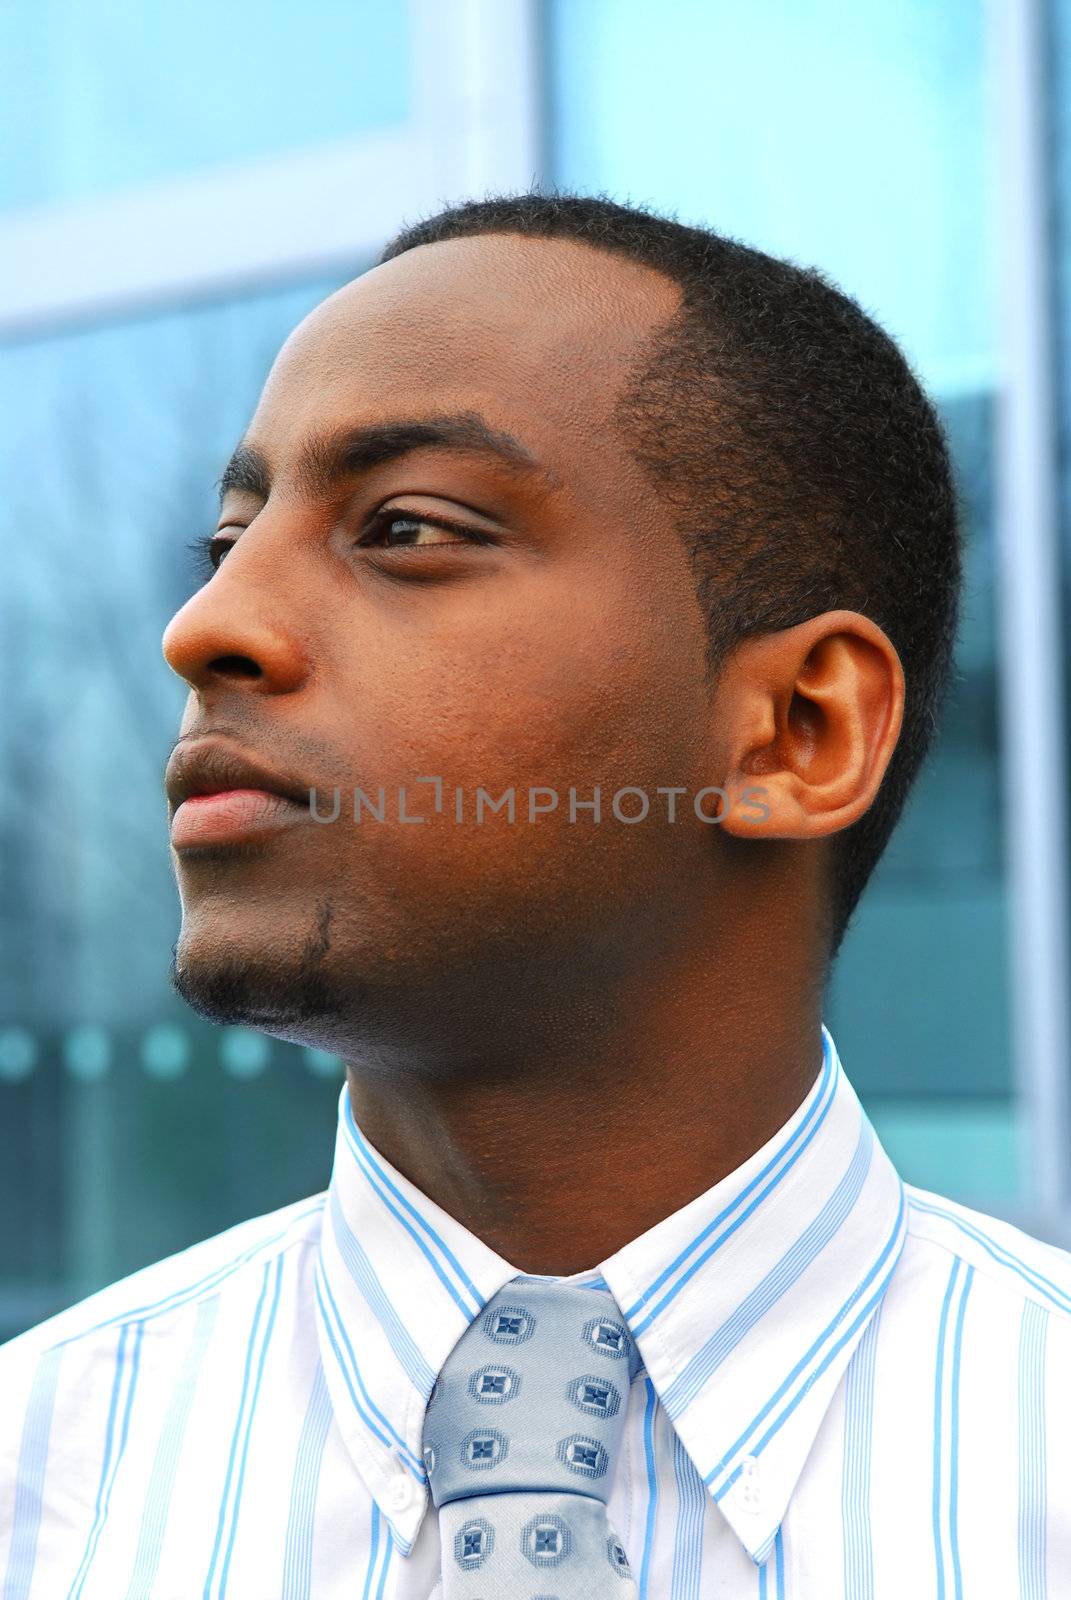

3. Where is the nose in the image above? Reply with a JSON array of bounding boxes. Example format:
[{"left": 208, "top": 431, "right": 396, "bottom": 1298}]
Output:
[{"left": 161, "top": 529, "right": 310, "bottom": 696}]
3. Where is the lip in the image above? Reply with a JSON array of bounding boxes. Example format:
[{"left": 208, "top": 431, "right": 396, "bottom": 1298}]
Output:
[
  {"left": 166, "top": 737, "right": 311, "bottom": 812},
  {"left": 170, "top": 788, "right": 310, "bottom": 849},
  {"left": 165, "top": 737, "right": 314, "bottom": 849}
]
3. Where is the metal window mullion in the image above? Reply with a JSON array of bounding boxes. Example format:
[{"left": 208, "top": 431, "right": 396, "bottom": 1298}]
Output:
[
  {"left": 0, "top": 0, "right": 545, "bottom": 337},
  {"left": 992, "top": 0, "right": 1071, "bottom": 1231}
]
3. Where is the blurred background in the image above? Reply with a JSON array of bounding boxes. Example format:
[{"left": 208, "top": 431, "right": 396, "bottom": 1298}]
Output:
[{"left": 2, "top": 0, "right": 1070, "bottom": 1342}]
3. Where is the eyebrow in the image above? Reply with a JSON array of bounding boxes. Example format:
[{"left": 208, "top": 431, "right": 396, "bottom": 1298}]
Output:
[{"left": 216, "top": 411, "right": 553, "bottom": 508}]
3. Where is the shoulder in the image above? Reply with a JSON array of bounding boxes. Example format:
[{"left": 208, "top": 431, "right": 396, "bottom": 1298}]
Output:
[
  {"left": 899, "top": 1181, "right": 1071, "bottom": 1323},
  {"left": 0, "top": 1192, "right": 328, "bottom": 1589},
  {"left": 0, "top": 1189, "right": 327, "bottom": 1376}
]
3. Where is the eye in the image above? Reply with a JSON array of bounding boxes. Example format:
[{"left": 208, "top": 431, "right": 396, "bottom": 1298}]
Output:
[
  {"left": 183, "top": 508, "right": 494, "bottom": 584},
  {"left": 358, "top": 509, "right": 495, "bottom": 551},
  {"left": 186, "top": 529, "right": 238, "bottom": 580}
]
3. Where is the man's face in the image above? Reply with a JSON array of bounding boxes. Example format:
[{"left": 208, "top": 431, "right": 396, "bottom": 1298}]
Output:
[{"left": 162, "top": 233, "right": 721, "bottom": 1064}]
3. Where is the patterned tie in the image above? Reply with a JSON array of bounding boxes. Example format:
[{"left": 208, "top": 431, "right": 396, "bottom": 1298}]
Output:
[{"left": 422, "top": 1277, "right": 642, "bottom": 1598}]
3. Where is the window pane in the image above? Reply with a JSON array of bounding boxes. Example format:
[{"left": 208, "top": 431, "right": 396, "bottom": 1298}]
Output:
[
  {"left": 0, "top": 0, "right": 412, "bottom": 212},
  {"left": 545, "top": 0, "right": 1012, "bottom": 1197},
  {"left": 0, "top": 273, "right": 358, "bottom": 1340}
]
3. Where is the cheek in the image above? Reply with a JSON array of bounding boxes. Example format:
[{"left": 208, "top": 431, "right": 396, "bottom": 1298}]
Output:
[
  {"left": 310, "top": 586, "right": 713, "bottom": 940},
  {"left": 323, "top": 537, "right": 710, "bottom": 790},
  {"left": 346, "top": 612, "right": 704, "bottom": 810}
]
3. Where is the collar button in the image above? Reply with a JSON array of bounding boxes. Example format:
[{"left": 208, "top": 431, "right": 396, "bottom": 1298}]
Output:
[
  {"left": 739, "top": 1454, "right": 761, "bottom": 1510},
  {"left": 385, "top": 1474, "right": 417, "bottom": 1514}
]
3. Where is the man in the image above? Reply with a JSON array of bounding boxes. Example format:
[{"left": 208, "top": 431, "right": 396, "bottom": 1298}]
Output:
[{"left": 2, "top": 189, "right": 1069, "bottom": 1598}]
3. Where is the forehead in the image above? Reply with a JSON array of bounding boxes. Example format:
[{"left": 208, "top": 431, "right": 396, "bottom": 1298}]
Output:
[{"left": 246, "top": 234, "right": 683, "bottom": 479}]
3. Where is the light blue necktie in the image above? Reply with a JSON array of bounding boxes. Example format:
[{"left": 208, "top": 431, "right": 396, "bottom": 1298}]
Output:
[{"left": 422, "top": 1277, "right": 642, "bottom": 1597}]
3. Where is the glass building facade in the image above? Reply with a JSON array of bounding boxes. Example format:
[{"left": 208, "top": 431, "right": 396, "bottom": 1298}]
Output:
[{"left": 2, "top": 0, "right": 1069, "bottom": 1342}]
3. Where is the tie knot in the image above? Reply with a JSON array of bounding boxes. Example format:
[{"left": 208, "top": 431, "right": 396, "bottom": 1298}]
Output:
[{"left": 422, "top": 1277, "right": 642, "bottom": 1511}]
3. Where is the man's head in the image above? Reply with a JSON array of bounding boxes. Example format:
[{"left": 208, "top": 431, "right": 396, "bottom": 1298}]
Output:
[{"left": 162, "top": 189, "right": 960, "bottom": 1064}]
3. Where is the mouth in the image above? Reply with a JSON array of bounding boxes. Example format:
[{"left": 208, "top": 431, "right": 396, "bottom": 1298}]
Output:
[
  {"left": 169, "top": 787, "right": 311, "bottom": 849},
  {"left": 165, "top": 738, "right": 315, "bottom": 851}
]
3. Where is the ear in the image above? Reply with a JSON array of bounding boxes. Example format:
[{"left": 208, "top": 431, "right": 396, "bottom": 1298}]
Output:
[{"left": 712, "top": 610, "right": 906, "bottom": 841}]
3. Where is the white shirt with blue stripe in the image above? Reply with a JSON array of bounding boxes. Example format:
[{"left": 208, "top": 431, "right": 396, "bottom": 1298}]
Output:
[{"left": 2, "top": 1023, "right": 1070, "bottom": 1597}]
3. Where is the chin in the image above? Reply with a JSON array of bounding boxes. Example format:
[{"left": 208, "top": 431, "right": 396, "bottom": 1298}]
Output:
[{"left": 167, "top": 927, "right": 347, "bottom": 1036}]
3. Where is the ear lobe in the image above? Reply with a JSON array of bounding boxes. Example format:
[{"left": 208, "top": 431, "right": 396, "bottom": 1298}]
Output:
[{"left": 712, "top": 611, "right": 905, "bottom": 843}]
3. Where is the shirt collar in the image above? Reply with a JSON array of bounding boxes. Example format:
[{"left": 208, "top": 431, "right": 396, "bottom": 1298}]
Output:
[{"left": 314, "top": 1023, "right": 907, "bottom": 1562}]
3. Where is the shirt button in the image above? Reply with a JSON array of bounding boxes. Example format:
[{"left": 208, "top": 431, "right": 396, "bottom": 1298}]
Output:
[{"left": 385, "top": 1475, "right": 416, "bottom": 1514}]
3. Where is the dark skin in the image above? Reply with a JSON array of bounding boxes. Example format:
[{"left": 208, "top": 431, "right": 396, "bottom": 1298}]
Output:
[{"left": 162, "top": 233, "right": 904, "bottom": 1272}]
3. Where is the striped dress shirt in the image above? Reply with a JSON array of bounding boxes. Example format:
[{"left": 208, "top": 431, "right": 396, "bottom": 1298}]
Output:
[{"left": 2, "top": 1023, "right": 1070, "bottom": 1598}]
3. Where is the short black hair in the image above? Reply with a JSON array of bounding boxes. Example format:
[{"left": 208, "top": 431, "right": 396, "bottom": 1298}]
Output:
[{"left": 377, "top": 188, "right": 963, "bottom": 965}]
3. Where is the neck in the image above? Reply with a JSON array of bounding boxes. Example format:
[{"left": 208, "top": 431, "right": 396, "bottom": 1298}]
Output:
[{"left": 344, "top": 902, "right": 826, "bottom": 1275}]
